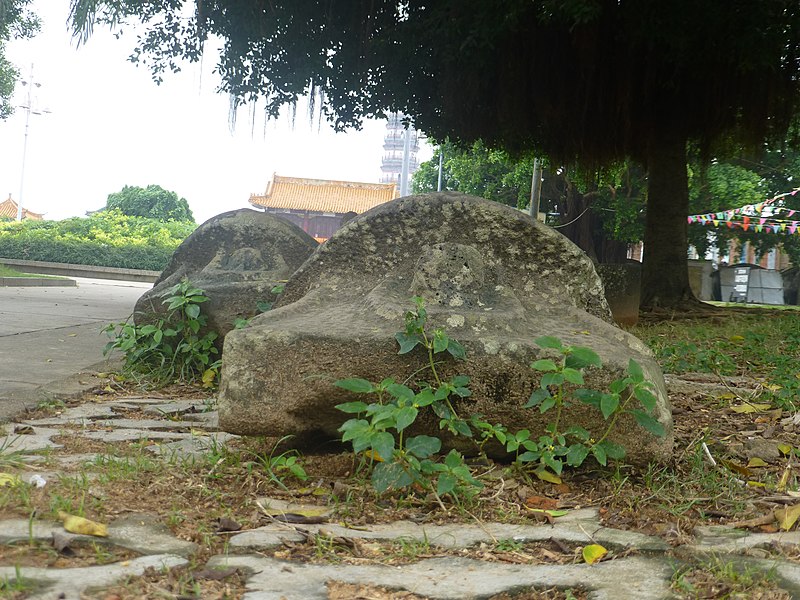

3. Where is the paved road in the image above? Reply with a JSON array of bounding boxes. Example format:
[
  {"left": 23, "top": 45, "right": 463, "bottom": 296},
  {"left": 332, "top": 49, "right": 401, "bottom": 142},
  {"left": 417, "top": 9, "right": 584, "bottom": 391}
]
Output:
[{"left": 0, "top": 277, "right": 151, "bottom": 418}]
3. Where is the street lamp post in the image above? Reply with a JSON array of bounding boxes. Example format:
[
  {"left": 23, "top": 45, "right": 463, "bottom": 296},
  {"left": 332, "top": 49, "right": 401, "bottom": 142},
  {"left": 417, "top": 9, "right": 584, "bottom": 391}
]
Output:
[{"left": 16, "top": 64, "right": 49, "bottom": 221}]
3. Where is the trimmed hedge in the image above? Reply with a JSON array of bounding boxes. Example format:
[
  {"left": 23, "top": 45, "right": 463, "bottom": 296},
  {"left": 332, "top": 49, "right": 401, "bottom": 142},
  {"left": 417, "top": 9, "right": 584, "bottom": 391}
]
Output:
[{"left": 0, "top": 211, "right": 196, "bottom": 271}]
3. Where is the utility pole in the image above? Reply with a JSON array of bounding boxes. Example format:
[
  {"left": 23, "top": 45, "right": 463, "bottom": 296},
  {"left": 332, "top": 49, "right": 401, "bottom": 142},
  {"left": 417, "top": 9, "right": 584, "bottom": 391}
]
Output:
[
  {"left": 528, "top": 157, "right": 542, "bottom": 221},
  {"left": 17, "top": 64, "right": 49, "bottom": 221},
  {"left": 399, "top": 124, "right": 413, "bottom": 196},
  {"left": 436, "top": 150, "right": 443, "bottom": 192}
]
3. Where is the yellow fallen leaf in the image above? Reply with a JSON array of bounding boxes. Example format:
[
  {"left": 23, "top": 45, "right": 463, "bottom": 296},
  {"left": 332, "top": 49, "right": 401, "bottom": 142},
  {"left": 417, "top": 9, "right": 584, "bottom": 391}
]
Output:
[
  {"left": 777, "top": 465, "right": 792, "bottom": 492},
  {"left": 729, "top": 335, "right": 745, "bottom": 343},
  {"left": 0, "top": 473, "right": 20, "bottom": 487},
  {"left": 533, "top": 468, "right": 562, "bottom": 485},
  {"left": 778, "top": 444, "right": 793, "bottom": 456},
  {"left": 765, "top": 383, "right": 782, "bottom": 391},
  {"left": 730, "top": 403, "right": 772, "bottom": 414},
  {"left": 775, "top": 504, "right": 800, "bottom": 531},
  {"left": 720, "top": 459, "right": 753, "bottom": 478},
  {"left": 58, "top": 511, "right": 108, "bottom": 537},
  {"left": 201, "top": 368, "right": 217, "bottom": 388},
  {"left": 582, "top": 544, "right": 607, "bottom": 564},
  {"left": 362, "top": 450, "right": 385, "bottom": 462},
  {"left": 746, "top": 481, "right": 766, "bottom": 488},
  {"left": 747, "top": 457, "right": 769, "bottom": 468},
  {"left": 717, "top": 392, "right": 736, "bottom": 400}
]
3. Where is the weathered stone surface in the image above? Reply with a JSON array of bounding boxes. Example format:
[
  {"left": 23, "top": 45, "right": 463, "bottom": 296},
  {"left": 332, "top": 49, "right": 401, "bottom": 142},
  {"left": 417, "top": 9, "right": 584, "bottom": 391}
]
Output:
[
  {"left": 219, "top": 193, "right": 672, "bottom": 463},
  {"left": 134, "top": 209, "right": 318, "bottom": 343}
]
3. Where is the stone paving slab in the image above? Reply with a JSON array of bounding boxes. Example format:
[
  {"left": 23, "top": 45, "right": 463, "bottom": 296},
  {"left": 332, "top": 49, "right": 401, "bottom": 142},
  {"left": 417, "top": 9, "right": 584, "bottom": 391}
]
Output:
[
  {"left": 0, "top": 554, "right": 187, "bottom": 600},
  {"left": 228, "top": 507, "right": 669, "bottom": 553},
  {"left": 1, "top": 513, "right": 197, "bottom": 557},
  {"left": 207, "top": 554, "right": 675, "bottom": 600}
]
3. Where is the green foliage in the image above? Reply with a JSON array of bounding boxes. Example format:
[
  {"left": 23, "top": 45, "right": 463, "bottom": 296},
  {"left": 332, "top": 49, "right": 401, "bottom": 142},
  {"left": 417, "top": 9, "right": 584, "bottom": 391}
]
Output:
[
  {"left": 103, "top": 279, "right": 220, "bottom": 386},
  {"left": 511, "top": 337, "right": 664, "bottom": 475},
  {"left": 412, "top": 140, "right": 535, "bottom": 209},
  {"left": 0, "top": 0, "right": 40, "bottom": 120},
  {"left": 636, "top": 310, "right": 800, "bottom": 411},
  {"left": 335, "top": 297, "right": 482, "bottom": 503},
  {"left": 251, "top": 436, "right": 308, "bottom": 491},
  {"left": 0, "top": 210, "right": 195, "bottom": 270},
  {"left": 105, "top": 184, "right": 194, "bottom": 222},
  {"left": 335, "top": 298, "right": 665, "bottom": 499}
]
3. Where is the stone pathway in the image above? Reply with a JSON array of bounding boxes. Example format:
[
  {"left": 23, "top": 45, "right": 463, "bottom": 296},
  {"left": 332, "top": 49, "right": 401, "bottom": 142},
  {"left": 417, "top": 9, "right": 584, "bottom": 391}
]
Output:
[{"left": 2, "top": 395, "right": 800, "bottom": 599}]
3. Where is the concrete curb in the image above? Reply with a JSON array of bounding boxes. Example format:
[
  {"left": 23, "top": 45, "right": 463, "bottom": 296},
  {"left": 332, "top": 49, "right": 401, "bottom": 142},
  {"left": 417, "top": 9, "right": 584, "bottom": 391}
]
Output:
[
  {"left": 0, "top": 258, "right": 160, "bottom": 283},
  {"left": 0, "top": 276, "right": 76, "bottom": 287}
]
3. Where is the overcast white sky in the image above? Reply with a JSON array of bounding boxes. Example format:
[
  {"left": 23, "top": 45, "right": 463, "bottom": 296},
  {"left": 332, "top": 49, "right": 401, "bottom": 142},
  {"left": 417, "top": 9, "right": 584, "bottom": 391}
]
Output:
[{"left": 0, "top": 2, "right": 431, "bottom": 224}]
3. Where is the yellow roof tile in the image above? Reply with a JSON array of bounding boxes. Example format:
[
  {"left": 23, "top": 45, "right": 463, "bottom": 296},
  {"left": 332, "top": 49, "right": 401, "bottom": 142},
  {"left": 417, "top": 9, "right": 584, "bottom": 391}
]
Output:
[
  {"left": 0, "top": 196, "right": 43, "bottom": 220},
  {"left": 249, "top": 175, "right": 398, "bottom": 214}
]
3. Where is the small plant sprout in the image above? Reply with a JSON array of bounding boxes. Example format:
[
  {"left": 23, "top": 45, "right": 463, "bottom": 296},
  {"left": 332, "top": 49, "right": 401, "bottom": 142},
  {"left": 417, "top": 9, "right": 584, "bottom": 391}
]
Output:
[{"left": 103, "top": 278, "right": 220, "bottom": 387}]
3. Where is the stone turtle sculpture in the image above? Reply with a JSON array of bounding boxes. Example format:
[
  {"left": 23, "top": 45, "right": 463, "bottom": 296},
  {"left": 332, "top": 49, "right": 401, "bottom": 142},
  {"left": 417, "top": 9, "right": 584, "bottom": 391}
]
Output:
[
  {"left": 218, "top": 193, "right": 672, "bottom": 463},
  {"left": 134, "top": 209, "right": 318, "bottom": 346}
]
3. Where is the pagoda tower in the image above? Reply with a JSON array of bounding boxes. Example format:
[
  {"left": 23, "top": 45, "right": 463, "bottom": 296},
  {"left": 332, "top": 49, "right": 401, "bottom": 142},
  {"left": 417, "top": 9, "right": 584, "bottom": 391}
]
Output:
[{"left": 380, "top": 113, "right": 420, "bottom": 196}]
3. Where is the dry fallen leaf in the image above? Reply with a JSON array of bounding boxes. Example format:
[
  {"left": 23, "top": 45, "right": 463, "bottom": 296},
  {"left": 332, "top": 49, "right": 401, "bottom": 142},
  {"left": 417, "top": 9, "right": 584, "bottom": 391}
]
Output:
[
  {"left": 524, "top": 495, "right": 559, "bottom": 510},
  {"left": 533, "top": 468, "right": 562, "bottom": 485},
  {"left": 582, "top": 544, "right": 608, "bottom": 564},
  {"left": 775, "top": 503, "right": 800, "bottom": 531},
  {"left": 730, "top": 403, "right": 772, "bottom": 414},
  {"left": 746, "top": 457, "right": 769, "bottom": 468},
  {"left": 0, "top": 473, "right": 20, "bottom": 487}
]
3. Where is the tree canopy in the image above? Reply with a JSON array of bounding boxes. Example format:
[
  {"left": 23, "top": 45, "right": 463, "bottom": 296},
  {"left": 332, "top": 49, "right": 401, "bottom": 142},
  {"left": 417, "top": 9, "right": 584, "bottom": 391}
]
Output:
[
  {"left": 0, "top": 0, "right": 39, "bottom": 120},
  {"left": 71, "top": 0, "right": 800, "bottom": 308},
  {"left": 105, "top": 184, "right": 194, "bottom": 222}
]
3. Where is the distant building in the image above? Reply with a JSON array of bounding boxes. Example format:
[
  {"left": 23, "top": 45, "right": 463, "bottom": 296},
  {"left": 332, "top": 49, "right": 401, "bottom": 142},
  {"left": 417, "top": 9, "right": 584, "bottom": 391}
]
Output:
[
  {"left": 0, "top": 194, "right": 43, "bottom": 220},
  {"left": 249, "top": 174, "right": 398, "bottom": 241},
  {"left": 380, "top": 113, "right": 420, "bottom": 196}
]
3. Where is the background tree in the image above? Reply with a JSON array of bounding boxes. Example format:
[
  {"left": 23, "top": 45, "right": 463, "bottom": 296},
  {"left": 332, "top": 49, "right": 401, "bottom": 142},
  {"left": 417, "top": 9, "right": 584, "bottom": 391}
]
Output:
[
  {"left": 71, "top": 0, "right": 800, "bottom": 309},
  {"left": 105, "top": 184, "right": 194, "bottom": 222},
  {"left": 0, "top": 0, "right": 40, "bottom": 119}
]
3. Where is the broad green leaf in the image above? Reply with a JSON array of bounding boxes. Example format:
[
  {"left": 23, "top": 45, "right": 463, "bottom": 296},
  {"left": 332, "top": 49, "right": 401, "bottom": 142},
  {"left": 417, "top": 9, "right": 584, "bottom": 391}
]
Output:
[
  {"left": 451, "top": 375, "right": 470, "bottom": 387},
  {"left": 395, "top": 332, "right": 422, "bottom": 354},
  {"left": 335, "top": 401, "right": 369, "bottom": 414},
  {"left": 541, "top": 373, "right": 565, "bottom": 387},
  {"left": 433, "top": 330, "right": 449, "bottom": 353},
  {"left": 372, "top": 432, "right": 395, "bottom": 462},
  {"left": 591, "top": 444, "right": 607, "bottom": 466},
  {"left": 566, "top": 346, "right": 602, "bottom": 368},
  {"left": 566, "top": 443, "right": 590, "bottom": 466},
  {"left": 535, "top": 336, "right": 563, "bottom": 350},
  {"left": 444, "top": 448, "right": 464, "bottom": 469},
  {"left": 335, "top": 378, "right": 374, "bottom": 394},
  {"left": 256, "top": 300, "right": 272, "bottom": 312},
  {"left": 437, "top": 472, "right": 457, "bottom": 496},
  {"left": 627, "top": 359, "right": 644, "bottom": 381},
  {"left": 525, "top": 387, "right": 551, "bottom": 408},
  {"left": 395, "top": 406, "right": 418, "bottom": 431},
  {"left": 517, "top": 450, "right": 540, "bottom": 463},
  {"left": 582, "top": 544, "right": 608, "bottom": 564},
  {"left": 543, "top": 454, "right": 564, "bottom": 475},
  {"left": 631, "top": 410, "right": 666, "bottom": 437},
  {"left": 447, "top": 339, "right": 467, "bottom": 359},
  {"left": 185, "top": 304, "right": 201, "bottom": 319},
  {"left": 454, "top": 386, "right": 472, "bottom": 398},
  {"left": 387, "top": 383, "right": 415, "bottom": 404},
  {"left": 565, "top": 425, "right": 590, "bottom": 442},
  {"left": 600, "top": 393, "right": 619, "bottom": 420},
  {"left": 597, "top": 439, "right": 626, "bottom": 460},
  {"left": 414, "top": 388, "right": 436, "bottom": 407},
  {"left": 372, "top": 462, "right": 413, "bottom": 493},
  {"left": 574, "top": 388, "right": 601, "bottom": 408},
  {"left": 539, "top": 396, "right": 556, "bottom": 413},
  {"left": 562, "top": 367, "right": 584, "bottom": 385},
  {"left": 634, "top": 387, "right": 658, "bottom": 412},
  {"left": 405, "top": 435, "right": 442, "bottom": 458},
  {"left": 452, "top": 419, "right": 473, "bottom": 437},
  {"left": 531, "top": 359, "right": 558, "bottom": 372}
]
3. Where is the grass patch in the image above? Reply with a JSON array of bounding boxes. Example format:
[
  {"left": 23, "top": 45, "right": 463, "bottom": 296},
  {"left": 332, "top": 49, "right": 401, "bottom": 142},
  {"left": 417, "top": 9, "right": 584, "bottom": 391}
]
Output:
[{"left": 0, "top": 264, "right": 65, "bottom": 279}]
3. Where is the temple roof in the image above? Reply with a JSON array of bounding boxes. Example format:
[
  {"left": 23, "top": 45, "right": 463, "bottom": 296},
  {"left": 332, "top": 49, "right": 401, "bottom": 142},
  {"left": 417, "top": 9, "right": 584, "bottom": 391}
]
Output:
[
  {"left": 0, "top": 195, "right": 44, "bottom": 220},
  {"left": 249, "top": 174, "right": 398, "bottom": 214}
]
